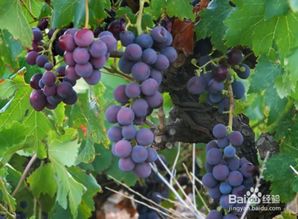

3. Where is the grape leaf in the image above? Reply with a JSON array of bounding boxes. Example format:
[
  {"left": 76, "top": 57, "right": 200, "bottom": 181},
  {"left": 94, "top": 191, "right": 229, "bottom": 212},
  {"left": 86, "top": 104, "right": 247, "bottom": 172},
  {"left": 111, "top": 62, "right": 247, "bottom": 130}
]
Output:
[
  {"left": 51, "top": 0, "right": 111, "bottom": 28},
  {"left": 146, "top": 0, "right": 166, "bottom": 20},
  {"left": 289, "top": 0, "right": 298, "bottom": 12},
  {"left": 224, "top": 0, "right": 298, "bottom": 57},
  {"left": 69, "top": 167, "right": 100, "bottom": 219},
  {"left": 0, "top": 0, "right": 32, "bottom": 47},
  {"left": 264, "top": 0, "right": 289, "bottom": 19},
  {"left": 48, "top": 140, "right": 80, "bottom": 167},
  {"left": 53, "top": 161, "right": 86, "bottom": 218},
  {"left": 77, "top": 140, "right": 95, "bottom": 163},
  {"left": 264, "top": 153, "right": 298, "bottom": 202},
  {"left": 0, "top": 79, "right": 16, "bottom": 100},
  {"left": 166, "top": 0, "right": 195, "bottom": 20},
  {"left": 27, "top": 163, "right": 57, "bottom": 198},
  {"left": 92, "top": 143, "right": 113, "bottom": 173},
  {"left": 196, "top": 0, "right": 232, "bottom": 51}
]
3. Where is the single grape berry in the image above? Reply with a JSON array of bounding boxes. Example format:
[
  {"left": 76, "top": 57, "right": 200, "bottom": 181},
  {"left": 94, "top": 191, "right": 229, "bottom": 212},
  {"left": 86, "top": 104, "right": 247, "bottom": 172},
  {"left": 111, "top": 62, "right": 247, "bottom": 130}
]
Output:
[
  {"left": 186, "top": 75, "right": 206, "bottom": 95},
  {"left": 26, "top": 51, "right": 38, "bottom": 65},
  {"left": 30, "top": 90, "right": 46, "bottom": 111},
  {"left": 74, "top": 29, "right": 94, "bottom": 47},
  {"left": 213, "top": 65, "right": 228, "bottom": 82},
  {"left": 227, "top": 48, "right": 244, "bottom": 65},
  {"left": 212, "top": 124, "right": 227, "bottom": 139},
  {"left": 30, "top": 73, "right": 43, "bottom": 89}
]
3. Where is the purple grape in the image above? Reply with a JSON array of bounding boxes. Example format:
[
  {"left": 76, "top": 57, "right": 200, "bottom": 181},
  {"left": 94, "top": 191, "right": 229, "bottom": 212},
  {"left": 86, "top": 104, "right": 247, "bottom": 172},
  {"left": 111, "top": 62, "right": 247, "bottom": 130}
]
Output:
[
  {"left": 124, "top": 44, "right": 142, "bottom": 61},
  {"left": 206, "top": 148, "right": 222, "bottom": 165},
  {"left": 228, "top": 131, "right": 243, "bottom": 146},
  {"left": 118, "top": 57, "right": 134, "bottom": 74},
  {"left": 136, "top": 128, "right": 154, "bottom": 146},
  {"left": 120, "top": 31, "right": 135, "bottom": 46},
  {"left": 132, "top": 99, "right": 149, "bottom": 117},
  {"left": 217, "top": 137, "right": 229, "bottom": 148},
  {"left": 131, "top": 62, "right": 151, "bottom": 81},
  {"left": 37, "top": 18, "right": 48, "bottom": 31},
  {"left": 202, "top": 173, "right": 218, "bottom": 188},
  {"left": 142, "top": 48, "right": 158, "bottom": 65},
  {"left": 64, "top": 52, "right": 75, "bottom": 66},
  {"left": 154, "top": 54, "right": 169, "bottom": 71},
  {"left": 91, "top": 56, "right": 107, "bottom": 68},
  {"left": 235, "top": 64, "right": 250, "bottom": 79},
  {"left": 107, "top": 19, "right": 125, "bottom": 39},
  {"left": 105, "top": 105, "right": 121, "bottom": 123},
  {"left": 119, "top": 157, "right": 135, "bottom": 171},
  {"left": 224, "top": 145, "right": 236, "bottom": 158},
  {"left": 113, "top": 139, "right": 132, "bottom": 158},
  {"left": 240, "top": 162, "right": 255, "bottom": 177},
  {"left": 117, "top": 106, "right": 135, "bottom": 125},
  {"left": 208, "top": 79, "right": 224, "bottom": 93},
  {"left": 89, "top": 39, "right": 108, "bottom": 58},
  {"left": 141, "top": 78, "right": 158, "bottom": 96},
  {"left": 63, "top": 92, "right": 77, "bottom": 105},
  {"left": 232, "top": 80, "right": 245, "bottom": 99},
  {"left": 84, "top": 70, "right": 101, "bottom": 85},
  {"left": 208, "top": 187, "right": 221, "bottom": 200},
  {"left": 131, "top": 145, "right": 149, "bottom": 163},
  {"left": 32, "top": 28, "right": 42, "bottom": 42},
  {"left": 113, "top": 85, "right": 129, "bottom": 104},
  {"left": 228, "top": 171, "right": 243, "bottom": 186},
  {"left": 74, "top": 29, "right": 94, "bottom": 47},
  {"left": 74, "top": 63, "right": 93, "bottom": 78},
  {"left": 73, "top": 47, "right": 90, "bottom": 64},
  {"left": 219, "top": 182, "right": 232, "bottom": 194},
  {"left": 213, "top": 65, "right": 228, "bottom": 82},
  {"left": 58, "top": 34, "right": 75, "bottom": 52},
  {"left": 206, "top": 140, "right": 218, "bottom": 151},
  {"left": 100, "top": 34, "right": 117, "bottom": 52},
  {"left": 41, "top": 71, "right": 56, "bottom": 86},
  {"left": 43, "top": 85, "right": 56, "bottom": 96},
  {"left": 135, "top": 34, "right": 153, "bottom": 49},
  {"left": 30, "top": 90, "right": 46, "bottom": 111},
  {"left": 227, "top": 48, "right": 244, "bottom": 65},
  {"left": 212, "top": 164, "right": 229, "bottom": 181},
  {"left": 30, "top": 73, "right": 43, "bottom": 89},
  {"left": 218, "top": 97, "right": 229, "bottom": 113},
  {"left": 145, "top": 91, "right": 163, "bottom": 108},
  {"left": 151, "top": 26, "right": 171, "bottom": 44},
  {"left": 65, "top": 65, "right": 80, "bottom": 81},
  {"left": 36, "top": 55, "right": 48, "bottom": 67},
  {"left": 125, "top": 83, "right": 141, "bottom": 98},
  {"left": 206, "top": 210, "right": 222, "bottom": 219},
  {"left": 161, "top": 47, "right": 177, "bottom": 63},
  {"left": 212, "top": 124, "right": 227, "bottom": 139},
  {"left": 186, "top": 75, "right": 206, "bottom": 95},
  {"left": 26, "top": 51, "right": 38, "bottom": 65},
  {"left": 227, "top": 157, "right": 240, "bottom": 171},
  {"left": 122, "top": 125, "right": 137, "bottom": 140},
  {"left": 38, "top": 80, "right": 45, "bottom": 89},
  {"left": 219, "top": 195, "right": 231, "bottom": 209},
  {"left": 134, "top": 163, "right": 152, "bottom": 178},
  {"left": 147, "top": 148, "right": 158, "bottom": 162},
  {"left": 44, "top": 62, "right": 53, "bottom": 70},
  {"left": 56, "top": 81, "right": 74, "bottom": 98},
  {"left": 47, "top": 96, "right": 61, "bottom": 106},
  {"left": 108, "top": 126, "right": 122, "bottom": 142},
  {"left": 98, "top": 31, "right": 113, "bottom": 37},
  {"left": 232, "top": 185, "right": 246, "bottom": 196},
  {"left": 150, "top": 69, "right": 163, "bottom": 85}
]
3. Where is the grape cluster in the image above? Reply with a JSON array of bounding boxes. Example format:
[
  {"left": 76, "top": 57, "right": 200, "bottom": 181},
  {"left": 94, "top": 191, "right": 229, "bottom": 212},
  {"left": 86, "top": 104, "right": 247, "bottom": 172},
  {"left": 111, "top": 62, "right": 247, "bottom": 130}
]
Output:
[
  {"left": 105, "top": 26, "right": 177, "bottom": 178},
  {"left": 187, "top": 48, "right": 250, "bottom": 112},
  {"left": 28, "top": 25, "right": 116, "bottom": 111},
  {"left": 134, "top": 157, "right": 169, "bottom": 219},
  {"left": 203, "top": 124, "right": 256, "bottom": 219}
]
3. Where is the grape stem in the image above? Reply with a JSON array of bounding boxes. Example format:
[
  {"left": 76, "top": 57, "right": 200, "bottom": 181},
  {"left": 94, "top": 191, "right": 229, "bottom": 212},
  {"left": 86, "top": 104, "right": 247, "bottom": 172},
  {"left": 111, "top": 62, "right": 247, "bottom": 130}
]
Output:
[
  {"left": 136, "top": 0, "right": 147, "bottom": 35},
  {"left": 84, "top": 0, "right": 89, "bottom": 28},
  {"left": 12, "top": 153, "right": 37, "bottom": 196},
  {"left": 109, "top": 50, "right": 124, "bottom": 58},
  {"left": 103, "top": 66, "right": 133, "bottom": 81},
  {"left": 228, "top": 82, "right": 234, "bottom": 131},
  {"left": 48, "top": 29, "right": 60, "bottom": 65},
  {"left": 0, "top": 203, "right": 15, "bottom": 219}
]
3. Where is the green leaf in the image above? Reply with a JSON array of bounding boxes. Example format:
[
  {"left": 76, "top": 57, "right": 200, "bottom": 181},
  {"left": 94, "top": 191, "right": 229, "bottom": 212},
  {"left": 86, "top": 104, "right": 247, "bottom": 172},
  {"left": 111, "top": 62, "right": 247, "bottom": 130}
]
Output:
[
  {"left": 264, "top": 0, "right": 289, "bottom": 19},
  {"left": 77, "top": 140, "right": 95, "bottom": 163},
  {"left": 0, "top": 0, "right": 32, "bottom": 47},
  {"left": 69, "top": 167, "right": 100, "bottom": 219},
  {"left": 146, "top": 0, "right": 166, "bottom": 20},
  {"left": 53, "top": 162, "right": 86, "bottom": 218},
  {"left": 0, "top": 122, "right": 28, "bottom": 156},
  {"left": 224, "top": 0, "right": 298, "bottom": 56},
  {"left": 0, "top": 79, "right": 16, "bottom": 100},
  {"left": 250, "top": 57, "right": 282, "bottom": 93},
  {"left": 92, "top": 143, "right": 112, "bottom": 173},
  {"left": 51, "top": 0, "right": 111, "bottom": 28},
  {"left": 196, "top": 0, "right": 232, "bottom": 51},
  {"left": 166, "top": 0, "right": 195, "bottom": 20},
  {"left": 264, "top": 153, "right": 298, "bottom": 202},
  {"left": 49, "top": 140, "right": 80, "bottom": 167},
  {"left": 27, "top": 163, "right": 57, "bottom": 198}
]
